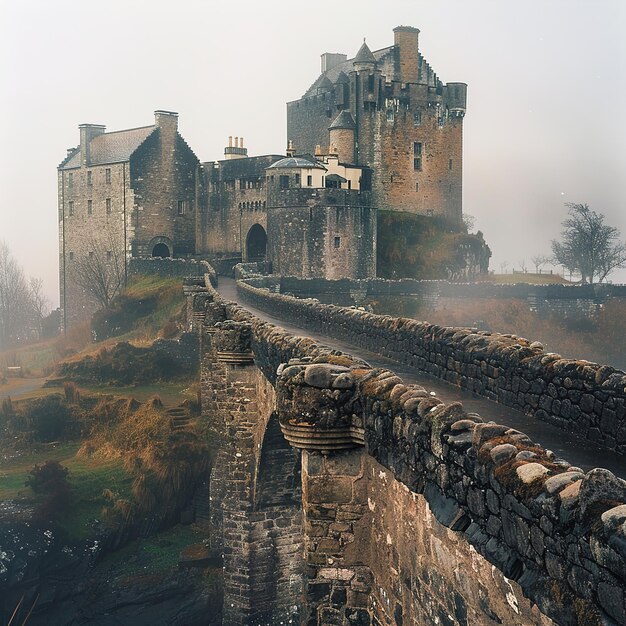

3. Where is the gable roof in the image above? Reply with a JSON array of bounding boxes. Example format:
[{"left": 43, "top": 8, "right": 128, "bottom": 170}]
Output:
[{"left": 59, "top": 125, "right": 156, "bottom": 169}]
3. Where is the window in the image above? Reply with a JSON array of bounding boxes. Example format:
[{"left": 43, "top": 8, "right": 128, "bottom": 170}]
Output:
[
  {"left": 449, "top": 159, "right": 453, "bottom": 170},
  {"left": 413, "top": 111, "right": 422, "bottom": 126},
  {"left": 89, "top": 251, "right": 94, "bottom": 258},
  {"left": 177, "top": 200, "right": 185, "bottom": 215},
  {"left": 347, "top": 180, "right": 352, "bottom": 190},
  {"left": 415, "top": 182, "right": 419, "bottom": 192},
  {"left": 69, "top": 251, "right": 74, "bottom": 260},
  {"left": 106, "top": 198, "right": 112, "bottom": 214},
  {"left": 107, "top": 251, "right": 113, "bottom": 261},
  {"left": 307, "top": 175, "right": 312, "bottom": 186},
  {"left": 105, "top": 168, "right": 111, "bottom": 184},
  {"left": 413, "top": 158, "right": 421, "bottom": 171},
  {"left": 426, "top": 209, "right": 434, "bottom": 217},
  {"left": 334, "top": 236, "right": 341, "bottom": 249},
  {"left": 386, "top": 108, "right": 394, "bottom": 122},
  {"left": 87, "top": 200, "right": 93, "bottom": 215},
  {"left": 368, "top": 74, "right": 375, "bottom": 92},
  {"left": 295, "top": 173, "right": 301, "bottom": 186},
  {"left": 438, "top": 117, "right": 444, "bottom": 128},
  {"left": 86, "top": 171, "right": 92, "bottom": 185},
  {"left": 239, "top": 179, "right": 245, "bottom": 190},
  {"left": 413, "top": 142, "right": 422, "bottom": 155},
  {"left": 68, "top": 201, "right": 74, "bottom": 216},
  {"left": 68, "top": 173, "right": 73, "bottom": 188},
  {"left": 279, "top": 175, "right": 290, "bottom": 189}
]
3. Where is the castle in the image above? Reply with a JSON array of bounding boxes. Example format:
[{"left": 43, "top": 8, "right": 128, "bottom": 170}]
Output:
[{"left": 58, "top": 26, "right": 468, "bottom": 328}]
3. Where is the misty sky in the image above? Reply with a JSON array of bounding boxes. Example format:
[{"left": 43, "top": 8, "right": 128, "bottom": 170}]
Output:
[{"left": 1, "top": 0, "right": 625, "bottom": 306}]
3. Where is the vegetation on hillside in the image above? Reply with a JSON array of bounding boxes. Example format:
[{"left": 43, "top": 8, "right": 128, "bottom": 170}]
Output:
[{"left": 376, "top": 211, "right": 490, "bottom": 280}]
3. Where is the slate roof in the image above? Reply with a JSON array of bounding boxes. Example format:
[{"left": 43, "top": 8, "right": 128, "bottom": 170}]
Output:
[
  {"left": 353, "top": 41, "right": 376, "bottom": 65},
  {"left": 59, "top": 125, "right": 156, "bottom": 169},
  {"left": 302, "top": 45, "right": 394, "bottom": 98},
  {"left": 329, "top": 110, "right": 356, "bottom": 130}
]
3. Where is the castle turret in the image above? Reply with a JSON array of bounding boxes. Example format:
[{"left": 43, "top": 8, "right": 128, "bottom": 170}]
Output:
[
  {"left": 393, "top": 26, "right": 420, "bottom": 84},
  {"left": 352, "top": 40, "right": 376, "bottom": 72},
  {"left": 328, "top": 111, "right": 356, "bottom": 163}
]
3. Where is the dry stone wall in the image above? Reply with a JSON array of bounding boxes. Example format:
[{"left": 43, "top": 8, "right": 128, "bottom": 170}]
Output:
[
  {"left": 196, "top": 275, "right": 626, "bottom": 625},
  {"left": 236, "top": 280, "right": 626, "bottom": 454}
]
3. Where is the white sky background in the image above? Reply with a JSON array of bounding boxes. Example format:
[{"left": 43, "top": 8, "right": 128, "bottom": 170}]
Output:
[{"left": 1, "top": 0, "right": 625, "bottom": 306}]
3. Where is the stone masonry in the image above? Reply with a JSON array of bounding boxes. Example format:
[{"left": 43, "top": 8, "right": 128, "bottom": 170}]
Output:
[{"left": 190, "top": 271, "right": 626, "bottom": 625}]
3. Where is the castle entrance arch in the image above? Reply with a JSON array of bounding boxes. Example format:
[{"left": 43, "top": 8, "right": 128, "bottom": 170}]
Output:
[
  {"left": 245, "top": 224, "right": 267, "bottom": 262},
  {"left": 149, "top": 236, "right": 173, "bottom": 258},
  {"left": 152, "top": 243, "right": 170, "bottom": 258}
]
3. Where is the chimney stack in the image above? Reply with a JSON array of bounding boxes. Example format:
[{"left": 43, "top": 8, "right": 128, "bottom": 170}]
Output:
[
  {"left": 393, "top": 26, "right": 420, "bottom": 84},
  {"left": 79, "top": 123, "right": 106, "bottom": 167},
  {"left": 224, "top": 135, "right": 248, "bottom": 160}
]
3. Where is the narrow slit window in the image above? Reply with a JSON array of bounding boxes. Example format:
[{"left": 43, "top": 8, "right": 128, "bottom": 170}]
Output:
[
  {"left": 334, "top": 236, "right": 341, "bottom": 249},
  {"left": 106, "top": 198, "right": 112, "bottom": 214},
  {"left": 87, "top": 200, "right": 92, "bottom": 215}
]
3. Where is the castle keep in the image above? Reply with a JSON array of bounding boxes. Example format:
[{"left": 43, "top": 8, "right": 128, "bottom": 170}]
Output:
[
  {"left": 287, "top": 26, "right": 467, "bottom": 223},
  {"left": 58, "top": 27, "right": 468, "bottom": 327}
]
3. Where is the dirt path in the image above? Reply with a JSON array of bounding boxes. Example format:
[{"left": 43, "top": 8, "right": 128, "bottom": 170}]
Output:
[{"left": 0, "top": 378, "right": 46, "bottom": 401}]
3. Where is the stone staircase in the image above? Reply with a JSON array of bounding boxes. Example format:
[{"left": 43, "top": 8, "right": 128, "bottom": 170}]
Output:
[{"left": 167, "top": 406, "right": 193, "bottom": 432}]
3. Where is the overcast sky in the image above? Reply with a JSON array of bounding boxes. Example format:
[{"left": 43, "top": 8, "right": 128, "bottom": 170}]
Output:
[{"left": 1, "top": 0, "right": 625, "bottom": 305}]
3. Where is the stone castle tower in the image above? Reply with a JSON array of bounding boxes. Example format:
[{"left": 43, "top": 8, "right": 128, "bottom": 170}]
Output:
[{"left": 287, "top": 26, "right": 467, "bottom": 225}]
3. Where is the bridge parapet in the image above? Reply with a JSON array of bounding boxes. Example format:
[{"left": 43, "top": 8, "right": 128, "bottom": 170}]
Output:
[
  {"left": 190, "top": 275, "right": 626, "bottom": 625},
  {"left": 237, "top": 278, "right": 626, "bottom": 455}
]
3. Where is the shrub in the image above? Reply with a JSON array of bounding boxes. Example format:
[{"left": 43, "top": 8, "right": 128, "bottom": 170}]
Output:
[{"left": 27, "top": 460, "right": 72, "bottom": 523}]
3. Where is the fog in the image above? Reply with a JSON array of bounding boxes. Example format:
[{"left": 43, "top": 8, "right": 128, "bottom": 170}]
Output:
[{"left": 1, "top": 0, "right": 625, "bottom": 306}]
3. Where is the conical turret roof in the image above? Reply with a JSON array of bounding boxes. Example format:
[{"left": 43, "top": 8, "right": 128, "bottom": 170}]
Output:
[
  {"left": 329, "top": 110, "right": 356, "bottom": 130},
  {"left": 353, "top": 40, "right": 376, "bottom": 66}
]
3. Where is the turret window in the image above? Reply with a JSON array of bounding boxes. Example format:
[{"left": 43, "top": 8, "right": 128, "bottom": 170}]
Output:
[
  {"left": 334, "top": 236, "right": 341, "bottom": 249},
  {"left": 106, "top": 198, "right": 112, "bottom": 214},
  {"left": 68, "top": 201, "right": 74, "bottom": 216},
  {"left": 86, "top": 171, "right": 92, "bottom": 185},
  {"left": 87, "top": 200, "right": 92, "bottom": 215},
  {"left": 177, "top": 200, "right": 186, "bottom": 215},
  {"left": 105, "top": 168, "right": 111, "bottom": 184}
]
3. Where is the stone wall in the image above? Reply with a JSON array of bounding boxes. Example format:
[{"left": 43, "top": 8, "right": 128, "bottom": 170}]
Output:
[
  {"left": 238, "top": 272, "right": 626, "bottom": 317},
  {"left": 266, "top": 188, "right": 376, "bottom": 280},
  {"left": 197, "top": 276, "right": 626, "bottom": 625},
  {"left": 236, "top": 280, "right": 626, "bottom": 453}
]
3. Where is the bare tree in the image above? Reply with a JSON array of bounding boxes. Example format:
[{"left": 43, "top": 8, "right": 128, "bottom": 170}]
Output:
[
  {"left": 499, "top": 260, "right": 509, "bottom": 274},
  {"left": 518, "top": 259, "right": 528, "bottom": 273},
  {"left": 551, "top": 203, "right": 626, "bottom": 283},
  {"left": 0, "top": 242, "right": 36, "bottom": 348},
  {"left": 71, "top": 232, "right": 126, "bottom": 310},
  {"left": 531, "top": 254, "right": 549, "bottom": 274}
]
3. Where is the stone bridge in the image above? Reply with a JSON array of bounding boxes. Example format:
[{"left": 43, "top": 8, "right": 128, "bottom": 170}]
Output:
[{"left": 183, "top": 274, "right": 626, "bottom": 626}]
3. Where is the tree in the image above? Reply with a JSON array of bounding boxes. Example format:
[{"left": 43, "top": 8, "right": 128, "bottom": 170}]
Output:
[
  {"left": 531, "top": 254, "right": 549, "bottom": 274},
  {"left": 71, "top": 232, "right": 126, "bottom": 310},
  {"left": 0, "top": 242, "right": 44, "bottom": 348},
  {"left": 551, "top": 203, "right": 626, "bottom": 283}
]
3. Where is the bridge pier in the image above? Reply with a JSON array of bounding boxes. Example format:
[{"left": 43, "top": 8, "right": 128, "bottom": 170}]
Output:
[
  {"left": 277, "top": 362, "right": 374, "bottom": 625},
  {"left": 205, "top": 320, "right": 304, "bottom": 625}
]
